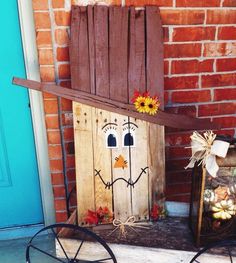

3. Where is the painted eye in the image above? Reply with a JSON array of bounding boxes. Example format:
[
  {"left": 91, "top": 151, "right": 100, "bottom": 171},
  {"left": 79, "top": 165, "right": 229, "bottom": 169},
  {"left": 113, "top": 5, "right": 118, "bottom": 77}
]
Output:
[
  {"left": 124, "top": 132, "right": 134, "bottom": 146},
  {"left": 107, "top": 133, "right": 117, "bottom": 147},
  {"left": 102, "top": 122, "right": 118, "bottom": 148},
  {"left": 122, "top": 121, "right": 137, "bottom": 147}
]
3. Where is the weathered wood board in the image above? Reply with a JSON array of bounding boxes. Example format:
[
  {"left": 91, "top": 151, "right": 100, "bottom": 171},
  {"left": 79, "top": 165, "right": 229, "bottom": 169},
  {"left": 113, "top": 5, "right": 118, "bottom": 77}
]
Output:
[{"left": 70, "top": 5, "right": 165, "bottom": 224}]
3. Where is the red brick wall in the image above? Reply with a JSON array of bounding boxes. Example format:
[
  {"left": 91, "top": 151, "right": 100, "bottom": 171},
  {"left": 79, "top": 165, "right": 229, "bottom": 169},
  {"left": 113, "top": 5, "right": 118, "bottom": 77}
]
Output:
[{"left": 32, "top": 0, "right": 236, "bottom": 222}]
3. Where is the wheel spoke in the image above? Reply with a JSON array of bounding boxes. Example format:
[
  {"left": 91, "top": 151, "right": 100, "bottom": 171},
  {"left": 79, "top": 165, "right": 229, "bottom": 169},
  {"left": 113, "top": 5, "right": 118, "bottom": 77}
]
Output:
[
  {"left": 91, "top": 257, "right": 113, "bottom": 262},
  {"left": 29, "top": 244, "right": 67, "bottom": 263},
  {"left": 73, "top": 239, "right": 85, "bottom": 261},
  {"left": 52, "top": 228, "right": 70, "bottom": 261}
]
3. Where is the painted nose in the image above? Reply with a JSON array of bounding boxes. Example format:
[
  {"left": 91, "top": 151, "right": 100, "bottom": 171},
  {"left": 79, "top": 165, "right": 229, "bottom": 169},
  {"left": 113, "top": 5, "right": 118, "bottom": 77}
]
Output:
[{"left": 114, "top": 155, "right": 128, "bottom": 169}]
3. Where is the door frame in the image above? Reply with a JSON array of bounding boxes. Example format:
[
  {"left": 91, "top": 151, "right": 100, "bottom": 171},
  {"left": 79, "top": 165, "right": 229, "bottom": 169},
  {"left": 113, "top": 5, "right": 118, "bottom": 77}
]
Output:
[{"left": 17, "top": 0, "right": 55, "bottom": 226}]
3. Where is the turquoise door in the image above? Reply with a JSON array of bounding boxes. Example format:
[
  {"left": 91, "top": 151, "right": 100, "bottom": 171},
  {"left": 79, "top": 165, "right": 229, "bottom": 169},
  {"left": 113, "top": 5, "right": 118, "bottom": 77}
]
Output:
[{"left": 0, "top": 2, "right": 44, "bottom": 228}]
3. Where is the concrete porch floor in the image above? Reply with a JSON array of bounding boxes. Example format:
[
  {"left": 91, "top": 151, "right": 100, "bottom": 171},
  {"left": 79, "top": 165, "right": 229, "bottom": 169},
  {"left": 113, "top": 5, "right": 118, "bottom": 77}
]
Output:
[{"left": 0, "top": 235, "right": 235, "bottom": 263}]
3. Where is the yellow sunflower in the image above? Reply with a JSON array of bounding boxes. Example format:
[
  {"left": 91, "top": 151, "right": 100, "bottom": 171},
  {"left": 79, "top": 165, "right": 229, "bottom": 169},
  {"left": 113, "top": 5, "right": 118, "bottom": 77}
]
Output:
[
  {"left": 134, "top": 96, "right": 146, "bottom": 113},
  {"left": 144, "top": 97, "right": 160, "bottom": 115}
]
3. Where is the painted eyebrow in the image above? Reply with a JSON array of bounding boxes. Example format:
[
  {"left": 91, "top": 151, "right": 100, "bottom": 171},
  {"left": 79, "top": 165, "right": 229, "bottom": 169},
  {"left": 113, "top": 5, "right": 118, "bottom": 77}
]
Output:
[
  {"left": 102, "top": 122, "right": 118, "bottom": 130},
  {"left": 122, "top": 122, "right": 138, "bottom": 128}
]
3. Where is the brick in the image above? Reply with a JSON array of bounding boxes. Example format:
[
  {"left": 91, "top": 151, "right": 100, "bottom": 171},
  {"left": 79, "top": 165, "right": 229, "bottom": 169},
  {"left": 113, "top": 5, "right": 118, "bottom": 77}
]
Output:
[
  {"left": 54, "top": 11, "right": 71, "bottom": 26},
  {"left": 63, "top": 127, "right": 74, "bottom": 141},
  {"left": 44, "top": 99, "right": 58, "bottom": 114},
  {"left": 215, "top": 129, "right": 235, "bottom": 137},
  {"left": 61, "top": 98, "right": 72, "bottom": 111},
  {"left": 203, "top": 42, "right": 236, "bottom": 57},
  {"left": 57, "top": 47, "right": 70, "bottom": 61},
  {"left": 58, "top": 64, "right": 71, "bottom": 79},
  {"left": 36, "top": 31, "right": 52, "bottom": 47},
  {"left": 62, "top": 113, "right": 73, "bottom": 126},
  {"left": 67, "top": 169, "right": 76, "bottom": 181},
  {"left": 34, "top": 12, "right": 51, "bottom": 29},
  {"left": 53, "top": 186, "right": 66, "bottom": 198},
  {"left": 213, "top": 116, "right": 236, "bottom": 128},
  {"left": 223, "top": 0, "right": 236, "bottom": 6},
  {"left": 165, "top": 106, "right": 197, "bottom": 117},
  {"left": 65, "top": 142, "right": 75, "bottom": 155},
  {"left": 165, "top": 183, "right": 191, "bottom": 196},
  {"left": 218, "top": 26, "right": 236, "bottom": 40},
  {"left": 202, "top": 73, "right": 236, "bottom": 88},
  {"left": 48, "top": 145, "right": 62, "bottom": 159},
  {"left": 50, "top": 159, "right": 63, "bottom": 172},
  {"left": 54, "top": 199, "right": 67, "bottom": 210},
  {"left": 38, "top": 49, "right": 54, "bottom": 65},
  {"left": 43, "top": 92, "right": 57, "bottom": 99},
  {"left": 55, "top": 211, "right": 68, "bottom": 222},
  {"left": 166, "top": 146, "right": 192, "bottom": 159},
  {"left": 165, "top": 76, "right": 199, "bottom": 90},
  {"left": 40, "top": 66, "right": 55, "bottom": 82},
  {"left": 216, "top": 58, "right": 236, "bottom": 72},
  {"left": 160, "top": 10, "right": 205, "bottom": 25},
  {"left": 214, "top": 88, "right": 236, "bottom": 101},
  {"left": 171, "top": 59, "right": 213, "bottom": 74},
  {"left": 172, "top": 27, "right": 215, "bottom": 42},
  {"left": 166, "top": 194, "right": 190, "bottom": 202},
  {"left": 66, "top": 155, "right": 75, "bottom": 168},
  {"left": 163, "top": 27, "right": 169, "bottom": 42},
  {"left": 125, "top": 0, "right": 173, "bottom": 6},
  {"left": 45, "top": 115, "right": 60, "bottom": 129},
  {"left": 52, "top": 0, "right": 65, "bottom": 8},
  {"left": 60, "top": 80, "right": 71, "bottom": 88},
  {"left": 47, "top": 130, "right": 61, "bottom": 144},
  {"left": 172, "top": 90, "right": 211, "bottom": 103},
  {"left": 166, "top": 170, "right": 191, "bottom": 184},
  {"left": 32, "top": 0, "right": 49, "bottom": 10},
  {"left": 51, "top": 173, "right": 65, "bottom": 185},
  {"left": 199, "top": 102, "right": 236, "bottom": 117},
  {"left": 164, "top": 43, "right": 201, "bottom": 58},
  {"left": 55, "top": 29, "right": 69, "bottom": 45},
  {"left": 164, "top": 91, "right": 169, "bottom": 105},
  {"left": 176, "top": 0, "right": 220, "bottom": 6},
  {"left": 165, "top": 133, "right": 192, "bottom": 146},
  {"left": 207, "top": 10, "right": 236, "bottom": 24},
  {"left": 164, "top": 60, "right": 169, "bottom": 75}
]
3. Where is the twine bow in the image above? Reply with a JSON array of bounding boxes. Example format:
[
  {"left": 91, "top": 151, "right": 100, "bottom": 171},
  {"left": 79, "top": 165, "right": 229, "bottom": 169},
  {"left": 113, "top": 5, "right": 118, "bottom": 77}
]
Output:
[
  {"left": 108, "top": 216, "right": 149, "bottom": 238},
  {"left": 185, "top": 131, "right": 230, "bottom": 177}
]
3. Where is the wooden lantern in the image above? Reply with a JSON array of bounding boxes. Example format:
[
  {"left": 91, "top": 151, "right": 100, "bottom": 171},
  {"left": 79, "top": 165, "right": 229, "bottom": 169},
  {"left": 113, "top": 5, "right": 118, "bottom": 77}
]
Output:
[{"left": 189, "top": 147, "right": 236, "bottom": 246}]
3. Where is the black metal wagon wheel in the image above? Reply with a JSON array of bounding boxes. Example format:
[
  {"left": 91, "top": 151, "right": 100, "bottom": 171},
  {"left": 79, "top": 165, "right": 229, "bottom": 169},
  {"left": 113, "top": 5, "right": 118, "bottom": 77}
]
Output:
[
  {"left": 26, "top": 223, "right": 117, "bottom": 263},
  {"left": 190, "top": 239, "right": 236, "bottom": 263}
]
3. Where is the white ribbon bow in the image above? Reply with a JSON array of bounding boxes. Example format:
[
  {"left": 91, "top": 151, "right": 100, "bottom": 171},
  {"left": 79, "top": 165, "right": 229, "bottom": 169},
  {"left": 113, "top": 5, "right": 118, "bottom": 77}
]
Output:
[{"left": 185, "top": 131, "right": 230, "bottom": 177}]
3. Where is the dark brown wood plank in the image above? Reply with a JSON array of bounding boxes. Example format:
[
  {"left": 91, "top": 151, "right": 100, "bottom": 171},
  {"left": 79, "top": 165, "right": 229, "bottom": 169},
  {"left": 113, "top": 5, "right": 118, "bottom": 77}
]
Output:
[
  {"left": 13, "top": 77, "right": 221, "bottom": 130},
  {"left": 109, "top": 6, "right": 129, "bottom": 103},
  {"left": 146, "top": 6, "right": 164, "bottom": 108},
  {"left": 94, "top": 5, "right": 109, "bottom": 98},
  {"left": 77, "top": 6, "right": 90, "bottom": 92},
  {"left": 128, "top": 7, "right": 146, "bottom": 103},
  {"left": 87, "top": 5, "right": 95, "bottom": 95},
  {"left": 69, "top": 6, "right": 80, "bottom": 89}
]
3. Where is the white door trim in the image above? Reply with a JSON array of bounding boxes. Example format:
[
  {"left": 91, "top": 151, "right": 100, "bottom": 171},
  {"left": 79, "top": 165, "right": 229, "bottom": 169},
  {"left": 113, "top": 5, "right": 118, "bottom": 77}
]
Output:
[{"left": 17, "top": 0, "right": 55, "bottom": 226}]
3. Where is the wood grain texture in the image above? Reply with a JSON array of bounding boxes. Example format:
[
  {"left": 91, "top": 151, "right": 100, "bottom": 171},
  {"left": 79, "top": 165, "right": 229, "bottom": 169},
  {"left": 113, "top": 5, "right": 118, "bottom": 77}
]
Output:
[
  {"left": 78, "top": 6, "right": 90, "bottom": 92},
  {"left": 13, "top": 77, "right": 221, "bottom": 130},
  {"left": 130, "top": 117, "right": 149, "bottom": 220},
  {"left": 146, "top": 6, "right": 164, "bottom": 104},
  {"left": 92, "top": 108, "right": 113, "bottom": 212},
  {"left": 111, "top": 113, "right": 132, "bottom": 221},
  {"left": 69, "top": 6, "right": 80, "bottom": 89},
  {"left": 73, "top": 102, "right": 95, "bottom": 224},
  {"left": 87, "top": 5, "right": 95, "bottom": 95},
  {"left": 94, "top": 5, "right": 109, "bottom": 98},
  {"left": 128, "top": 7, "right": 146, "bottom": 102},
  {"left": 109, "top": 6, "right": 129, "bottom": 102}
]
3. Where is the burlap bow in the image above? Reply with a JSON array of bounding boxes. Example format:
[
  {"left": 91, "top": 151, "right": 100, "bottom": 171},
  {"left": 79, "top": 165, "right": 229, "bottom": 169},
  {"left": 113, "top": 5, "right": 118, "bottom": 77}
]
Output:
[{"left": 185, "top": 131, "right": 230, "bottom": 177}]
